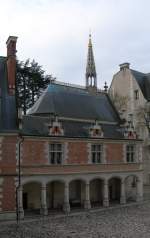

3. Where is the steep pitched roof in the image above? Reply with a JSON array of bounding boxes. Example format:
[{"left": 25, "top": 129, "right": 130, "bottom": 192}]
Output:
[
  {"left": 131, "top": 69, "right": 150, "bottom": 101},
  {"left": 23, "top": 82, "right": 124, "bottom": 138},
  {"left": 28, "top": 83, "right": 120, "bottom": 123},
  {"left": 0, "top": 56, "right": 17, "bottom": 132}
]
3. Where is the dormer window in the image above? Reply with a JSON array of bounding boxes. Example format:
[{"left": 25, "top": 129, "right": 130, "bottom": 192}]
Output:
[
  {"left": 48, "top": 116, "right": 64, "bottom": 136},
  {"left": 90, "top": 120, "right": 104, "bottom": 138},
  {"left": 134, "top": 90, "right": 139, "bottom": 100}
]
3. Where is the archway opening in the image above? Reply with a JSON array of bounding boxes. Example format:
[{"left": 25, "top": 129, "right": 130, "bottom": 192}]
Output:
[
  {"left": 108, "top": 178, "right": 121, "bottom": 204},
  {"left": 125, "top": 175, "right": 137, "bottom": 202},
  {"left": 69, "top": 180, "right": 85, "bottom": 209},
  {"left": 23, "top": 182, "right": 41, "bottom": 215},
  {"left": 47, "top": 181, "right": 64, "bottom": 212},
  {"left": 90, "top": 179, "right": 103, "bottom": 207}
]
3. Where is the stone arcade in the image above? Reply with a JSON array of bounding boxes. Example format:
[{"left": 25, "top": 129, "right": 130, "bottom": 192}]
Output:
[{"left": 0, "top": 35, "right": 143, "bottom": 220}]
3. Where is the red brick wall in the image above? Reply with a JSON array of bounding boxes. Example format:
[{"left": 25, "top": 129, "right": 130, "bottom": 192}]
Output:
[
  {"left": 2, "top": 177, "right": 16, "bottom": 211},
  {"left": 1, "top": 136, "right": 17, "bottom": 174},
  {"left": 22, "top": 140, "right": 47, "bottom": 165},
  {"left": 67, "top": 142, "right": 88, "bottom": 164},
  {"left": 106, "top": 143, "right": 123, "bottom": 163}
]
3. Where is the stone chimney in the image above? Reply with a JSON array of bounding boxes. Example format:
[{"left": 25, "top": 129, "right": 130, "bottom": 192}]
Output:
[
  {"left": 6, "top": 36, "right": 18, "bottom": 95},
  {"left": 119, "top": 62, "right": 130, "bottom": 71}
]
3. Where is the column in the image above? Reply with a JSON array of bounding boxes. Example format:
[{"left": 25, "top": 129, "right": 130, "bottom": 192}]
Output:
[
  {"left": 18, "top": 186, "right": 24, "bottom": 219},
  {"left": 40, "top": 183, "right": 48, "bottom": 215},
  {"left": 120, "top": 179, "right": 126, "bottom": 204},
  {"left": 63, "top": 182, "right": 70, "bottom": 213},
  {"left": 103, "top": 180, "right": 109, "bottom": 207},
  {"left": 84, "top": 182, "right": 91, "bottom": 210},
  {"left": 136, "top": 178, "right": 143, "bottom": 202}
]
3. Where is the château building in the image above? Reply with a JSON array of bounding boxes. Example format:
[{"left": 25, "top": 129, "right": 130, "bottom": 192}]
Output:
[
  {"left": 0, "top": 36, "right": 143, "bottom": 220},
  {"left": 109, "top": 63, "right": 150, "bottom": 185}
]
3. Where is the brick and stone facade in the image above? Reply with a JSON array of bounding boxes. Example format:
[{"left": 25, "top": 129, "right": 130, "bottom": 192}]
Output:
[{"left": 0, "top": 36, "right": 144, "bottom": 220}]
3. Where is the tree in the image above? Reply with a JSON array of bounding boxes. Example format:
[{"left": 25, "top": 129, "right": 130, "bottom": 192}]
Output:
[{"left": 16, "top": 59, "right": 55, "bottom": 114}]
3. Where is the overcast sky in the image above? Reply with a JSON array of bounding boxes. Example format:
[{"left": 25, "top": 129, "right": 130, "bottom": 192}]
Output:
[{"left": 0, "top": 0, "right": 150, "bottom": 88}]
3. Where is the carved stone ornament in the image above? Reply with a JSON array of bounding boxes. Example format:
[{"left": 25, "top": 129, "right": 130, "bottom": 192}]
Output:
[
  {"left": 48, "top": 116, "right": 64, "bottom": 136},
  {"left": 90, "top": 120, "right": 104, "bottom": 138}
]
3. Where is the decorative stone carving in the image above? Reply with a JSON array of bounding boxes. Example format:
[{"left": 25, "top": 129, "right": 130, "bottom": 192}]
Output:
[
  {"left": 89, "top": 120, "right": 104, "bottom": 138},
  {"left": 124, "top": 115, "right": 137, "bottom": 139},
  {"left": 48, "top": 116, "right": 64, "bottom": 136}
]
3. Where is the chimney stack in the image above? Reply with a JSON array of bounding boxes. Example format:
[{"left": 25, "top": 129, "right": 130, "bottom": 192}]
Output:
[
  {"left": 6, "top": 36, "right": 18, "bottom": 95},
  {"left": 119, "top": 62, "right": 130, "bottom": 71}
]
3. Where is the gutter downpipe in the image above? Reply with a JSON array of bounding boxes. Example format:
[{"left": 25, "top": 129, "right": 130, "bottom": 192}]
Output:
[{"left": 16, "top": 134, "right": 24, "bottom": 226}]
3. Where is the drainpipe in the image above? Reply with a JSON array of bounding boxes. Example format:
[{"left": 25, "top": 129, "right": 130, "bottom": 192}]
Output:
[{"left": 16, "top": 134, "right": 24, "bottom": 225}]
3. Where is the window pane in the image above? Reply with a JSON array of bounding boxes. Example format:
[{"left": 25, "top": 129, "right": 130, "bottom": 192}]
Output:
[
  {"left": 97, "top": 152, "right": 101, "bottom": 163},
  {"left": 96, "top": 145, "right": 101, "bottom": 151},
  {"left": 131, "top": 152, "right": 134, "bottom": 162},
  {"left": 126, "top": 152, "right": 130, "bottom": 162},
  {"left": 92, "top": 153, "right": 96, "bottom": 163},
  {"left": 51, "top": 152, "right": 55, "bottom": 164},
  {"left": 57, "top": 144, "right": 62, "bottom": 151},
  {"left": 57, "top": 152, "right": 62, "bottom": 164},
  {"left": 50, "top": 144, "right": 55, "bottom": 151},
  {"left": 92, "top": 145, "right": 96, "bottom": 151}
]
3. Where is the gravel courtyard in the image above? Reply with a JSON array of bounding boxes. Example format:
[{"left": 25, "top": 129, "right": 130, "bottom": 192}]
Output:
[{"left": 1, "top": 202, "right": 150, "bottom": 238}]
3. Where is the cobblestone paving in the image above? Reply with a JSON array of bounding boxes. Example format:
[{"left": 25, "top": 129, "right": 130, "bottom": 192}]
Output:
[{"left": 1, "top": 203, "right": 150, "bottom": 238}]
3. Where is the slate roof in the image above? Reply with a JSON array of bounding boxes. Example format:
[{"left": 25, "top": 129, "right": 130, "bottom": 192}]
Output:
[
  {"left": 24, "top": 83, "right": 124, "bottom": 138},
  {"left": 131, "top": 69, "right": 150, "bottom": 101},
  {"left": 28, "top": 83, "right": 120, "bottom": 123},
  {"left": 0, "top": 56, "right": 17, "bottom": 132},
  {"left": 22, "top": 115, "right": 123, "bottom": 139}
]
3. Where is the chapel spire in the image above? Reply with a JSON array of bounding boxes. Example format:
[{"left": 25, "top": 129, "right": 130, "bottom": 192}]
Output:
[{"left": 86, "top": 34, "right": 97, "bottom": 89}]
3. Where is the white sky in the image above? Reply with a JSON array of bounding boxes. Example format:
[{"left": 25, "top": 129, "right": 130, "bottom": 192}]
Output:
[{"left": 0, "top": 0, "right": 150, "bottom": 88}]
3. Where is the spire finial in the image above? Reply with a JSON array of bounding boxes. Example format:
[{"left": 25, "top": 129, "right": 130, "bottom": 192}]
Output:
[
  {"left": 86, "top": 33, "right": 97, "bottom": 89},
  {"left": 88, "top": 30, "right": 92, "bottom": 47}
]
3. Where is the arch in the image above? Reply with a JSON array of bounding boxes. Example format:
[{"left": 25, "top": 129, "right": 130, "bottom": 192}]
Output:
[
  {"left": 125, "top": 174, "right": 138, "bottom": 202},
  {"left": 22, "top": 179, "right": 42, "bottom": 186},
  {"left": 23, "top": 182, "right": 41, "bottom": 215},
  {"left": 108, "top": 175, "right": 123, "bottom": 181},
  {"left": 90, "top": 178, "right": 103, "bottom": 207},
  {"left": 47, "top": 181, "right": 65, "bottom": 211},
  {"left": 46, "top": 179, "right": 65, "bottom": 186},
  {"left": 69, "top": 179, "right": 86, "bottom": 209},
  {"left": 69, "top": 177, "right": 87, "bottom": 185},
  {"left": 124, "top": 174, "right": 140, "bottom": 182},
  {"left": 108, "top": 177, "right": 121, "bottom": 204},
  {"left": 89, "top": 176, "right": 105, "bottom": 183}
]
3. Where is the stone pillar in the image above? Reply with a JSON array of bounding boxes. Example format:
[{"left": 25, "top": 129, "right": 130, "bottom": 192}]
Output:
[
  {"left": 84, "top": 182, "right": 91, "bottom": 209},
  {"left": 103, "top": 180, "right": 109, "bottom": 207},
  {"left": 40, "top": 184, "right": 48, "bottom": 215},
  {"left": 63, "top": 182, "right": 70, "bottom": 213},
  {"left": 136, "top": 178, "right": 143, "bottom": 202},
  {"left": 18, "top": 186, "right": 24, "bottom": 219},
  {"left": 120, "top": 179, "right": 126, "bottom": 204}
]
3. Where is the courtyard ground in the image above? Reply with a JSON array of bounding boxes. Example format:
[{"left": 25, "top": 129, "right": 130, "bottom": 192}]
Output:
[{"left": 1, "top": 201, "right": 150, "bottom": 238}]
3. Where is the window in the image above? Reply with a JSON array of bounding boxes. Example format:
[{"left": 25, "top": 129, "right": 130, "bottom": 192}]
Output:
[
  {"left": 91, "top": 144, "right": 102, "bottom": 163},
  {"left": 134, "top": 90, "right": 139, "bottom": 100},
  {"left": 126, "top": 145, "right": 135, "bottom": 162},
  {"left": 49, "top": 143, "right": 63, "bottom": 164}
]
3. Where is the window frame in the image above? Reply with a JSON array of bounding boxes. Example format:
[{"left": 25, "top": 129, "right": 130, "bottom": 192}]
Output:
[
  {"left": 49, "top": 143, "right": 63, "bottom": 165},
  {"left": 91, "top": 144, "right": 103, "bottom": 164},
  {"left": 134, "top": 90, "right": 139, "bottom": 100},
  {"left": 126, "top": 144, "right": 136, "bottom": 163}
]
